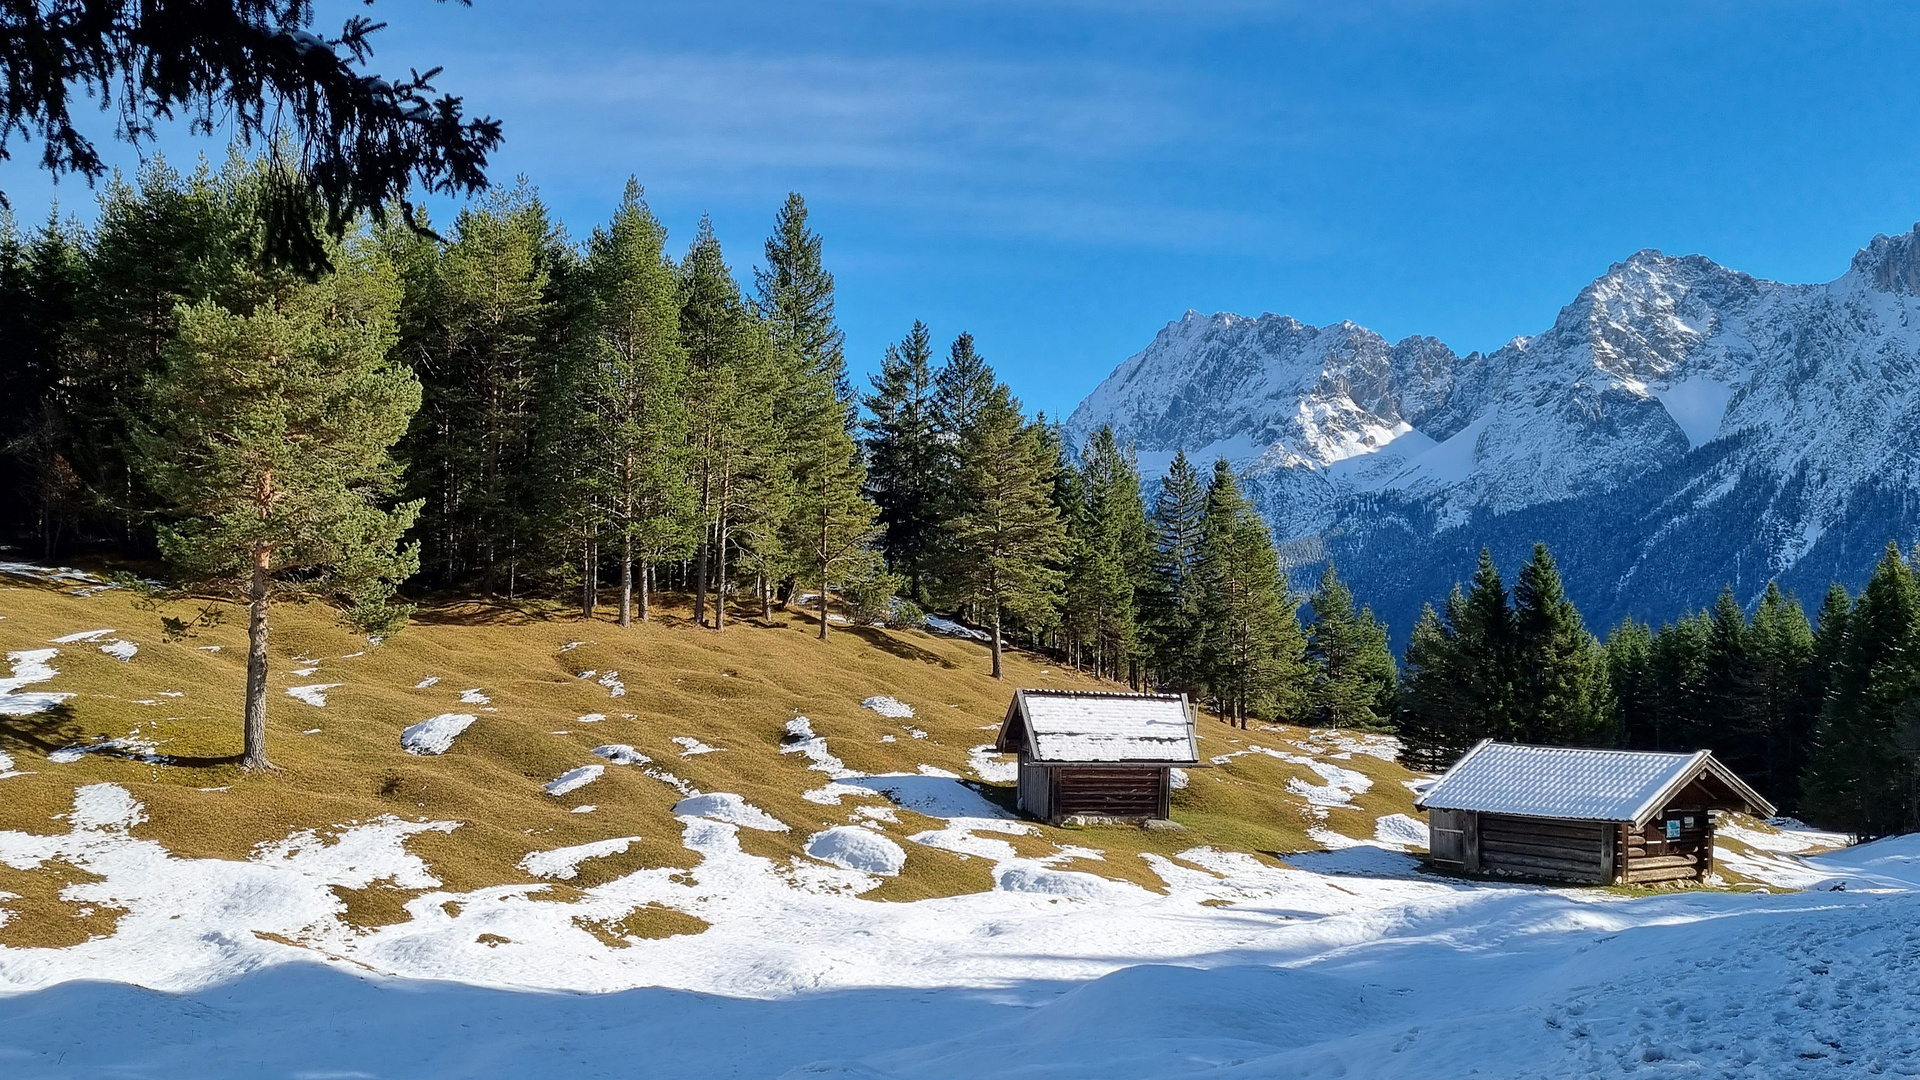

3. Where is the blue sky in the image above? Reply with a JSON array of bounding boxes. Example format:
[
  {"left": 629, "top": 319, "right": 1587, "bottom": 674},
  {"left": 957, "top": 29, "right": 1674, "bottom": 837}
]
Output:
[{"left": 9, "top": 1, "right": 1920, "bottom": 418}]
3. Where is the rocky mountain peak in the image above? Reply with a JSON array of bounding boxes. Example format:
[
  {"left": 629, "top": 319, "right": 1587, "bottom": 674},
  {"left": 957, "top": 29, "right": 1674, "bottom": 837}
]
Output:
[{"left": 1848, "top": 224, "right": 1920, "bottom": 295}]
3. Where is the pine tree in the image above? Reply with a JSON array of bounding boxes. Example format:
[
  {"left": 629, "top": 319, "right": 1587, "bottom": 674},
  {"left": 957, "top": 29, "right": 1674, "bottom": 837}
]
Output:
[
  {"left": 1803, "top": 543, "right": 1920, "bottom": 837},
  {"left": 927, "top": 331, "right": 1000, "bottom": 605},
  {"left": 1398, "top": 598, "right": 1474, "bottom": 769},
  {"left": 1458, "top": 549, "right": 1518, "bottom": 741},
  {"left": 861, "top": 321, "right": 943, "bottom": 602},
  {"left": 948, "top": 388, "right": 1067, "bottom": 677},
  {"left": 1511, "top": 542, "right": 1607, "bottom": 745},
  {"left": 386, "top": 184, "right": 556, "bottom": 594},
  {"left": 57, "top": 158, "right": 266, "bottom": 547},
  {"left": 1063, "top": 427, "right": 1152, "bottom": 684},
  {"left": 756, "top": 192, "right": 847, "bottom": 401},
  {"left": 1142, "top": 451, "right": 1207, "bottom": 695},
  {"left": 755, "top": 192, "right": 885, "bottom": 637},
  {"left": 792, "top": 412, "right": 886, "bottom": 639},
  {"left": 585, "top": 179, "right": 695, "bottom": 626},
  {"left": 133, "top": 239, "right": 422, "bottom": 770},
  {"left": 1604, "top": 617, "right": 1657, "bottom": 748},
  {"left": 1193, "top": 460, "right": 1306, "bottom": 726},
  {"left": 1304, "top": 564, "right": 1397, "bottom": 730},
  {"left": 679, "top": 216, "right": 777, "bottom": 631},
  {"left": 1750, "top": 581, "right": 1815, "bottom": 807},
  {"left": 1646, "top": 611, "right": 1711, "bottom": 752},
  {"left": 0, "top": 209, "right": 87, "bottom": 555}
]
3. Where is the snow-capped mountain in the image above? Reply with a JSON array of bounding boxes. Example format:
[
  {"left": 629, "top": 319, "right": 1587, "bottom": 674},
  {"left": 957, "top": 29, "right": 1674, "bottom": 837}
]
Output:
[{"left": 1067, "top": 226, "right": 1920, "bottom": 636}]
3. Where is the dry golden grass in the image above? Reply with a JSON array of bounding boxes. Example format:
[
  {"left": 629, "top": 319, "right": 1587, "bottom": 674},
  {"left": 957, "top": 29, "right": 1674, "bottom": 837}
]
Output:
[
  {"left": 0, "top": 569, "right": 1435, "bottom": 938},
  {"left": 0, "top": 859, "right": 124, "bottom": 948},
  {"left": 574, "top": 904, "right": 710, "bottom": 946}
]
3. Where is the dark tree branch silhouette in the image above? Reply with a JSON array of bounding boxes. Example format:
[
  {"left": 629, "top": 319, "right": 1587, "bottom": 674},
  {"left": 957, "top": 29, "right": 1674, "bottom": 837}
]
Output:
[{"left": 1, "top": 0, "right": 502, "bottom": 272}]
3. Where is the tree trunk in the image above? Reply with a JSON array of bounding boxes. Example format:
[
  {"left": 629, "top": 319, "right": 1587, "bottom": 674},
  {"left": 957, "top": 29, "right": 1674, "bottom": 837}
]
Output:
[
  {"left": 619, "top": 532, "right": 633, "bottom": 628},
  {"left": 714, "top": 475, "right": 730, "bottom": 632},
  {"left": 695, "top": 529, "right": 709, "bottom": 628},
  {"left": 242, "top": 545, "right": 274, "bottom": 771},
  {"left": 582, "top": 525, "right": 597, "bottom": 619},
  {"left": 817, "top": 496, "right": 831, "bottom": 640},
  {"left": 714, "top": 522, "right": 729, "bottom": 633},
  {"left": 991, "top": 604, "right": 1005, "bottom": 679},
  {"left": 639, "top": 558, "right": 651, "bottom": 622},
  {"left": 759, "top": 573, "right": 771, "bottom": 621}
]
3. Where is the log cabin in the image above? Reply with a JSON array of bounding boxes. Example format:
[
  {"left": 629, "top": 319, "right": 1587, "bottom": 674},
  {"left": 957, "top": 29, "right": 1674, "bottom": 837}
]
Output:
[
  {"left": 995, "top": 689, "right": 1200, "bottom": 824},
  {"left": 1415, "top": 741, "right": 1775, "bottom": 886}
]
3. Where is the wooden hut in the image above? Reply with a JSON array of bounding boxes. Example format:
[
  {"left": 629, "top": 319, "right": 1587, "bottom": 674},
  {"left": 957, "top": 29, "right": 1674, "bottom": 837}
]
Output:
[
  {"left": 1415, "top": 741, "right": 1775, "bottom": 886},
  {"left": 994, "top": 689, "right": 1200, "bottom": 824}
]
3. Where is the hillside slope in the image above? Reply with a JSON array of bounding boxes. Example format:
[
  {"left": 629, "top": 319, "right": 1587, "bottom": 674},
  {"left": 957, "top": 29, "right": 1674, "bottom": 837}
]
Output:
[
  {"left": 1066, "top": 226, "right": 1920, "bottom": 633},
  {"left": 0, "top": 560, "right": 1428, "bottom": 956}
]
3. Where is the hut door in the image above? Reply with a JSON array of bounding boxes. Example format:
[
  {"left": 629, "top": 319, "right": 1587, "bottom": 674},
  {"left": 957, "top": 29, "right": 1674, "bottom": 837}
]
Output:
[{"left": 1430, "top": 809, "right": 1467, "bottom": 866}]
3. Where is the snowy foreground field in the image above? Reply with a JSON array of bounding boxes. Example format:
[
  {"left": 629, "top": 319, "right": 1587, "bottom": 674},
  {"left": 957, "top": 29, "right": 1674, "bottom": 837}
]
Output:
[{"left": 2, "top": 779, "right": 1917, "bottom": 1079}]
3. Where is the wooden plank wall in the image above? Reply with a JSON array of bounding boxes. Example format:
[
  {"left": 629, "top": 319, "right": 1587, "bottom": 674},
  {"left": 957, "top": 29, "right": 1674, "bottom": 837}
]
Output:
[
  {"left": 1053, "top": 766, "right": 1165, "bottom": 819},
  {"left": 1017, "top": 760, "right": 1051, "bottom": 818},
  {"left": 1478, "top": 814, "right": 1612, "bottom": 884},
  {"left": 1429, "top": 808, "right": 1469, "bottom": 867}
]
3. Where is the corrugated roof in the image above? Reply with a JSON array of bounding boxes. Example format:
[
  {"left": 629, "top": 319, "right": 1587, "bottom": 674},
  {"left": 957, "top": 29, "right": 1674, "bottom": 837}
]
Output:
[
  {"left": 1415, "top": 741, "right": 1774, "bottom": 824},
  {"left": 998, "top": 690, "right": 1198, "bottom": 765}
]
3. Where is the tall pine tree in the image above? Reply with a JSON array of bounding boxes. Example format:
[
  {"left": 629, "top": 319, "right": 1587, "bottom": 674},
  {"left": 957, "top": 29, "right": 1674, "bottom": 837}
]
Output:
[
  {"left": 948, "top": 388, "right": 1066, "bottom": 677},
  {"left": 1304, "top": 564, "right": 1397, "bottom": 730},
  {"left": 584, "top": 179, "right": 695, "bottom": 625},
  {"left": 134, "top": 238, "right": 421, "bottom": 770},
  {"left": 861, "top": 321, "right": 943, "bottom": 603}
]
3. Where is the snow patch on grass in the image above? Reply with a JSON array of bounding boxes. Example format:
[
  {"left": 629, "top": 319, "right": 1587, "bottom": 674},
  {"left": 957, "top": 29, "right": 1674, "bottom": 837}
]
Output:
[
  {"left": 47, "top": 733, "right": 172, "bottom": 765},
  {"left": 49, "top": 629, "right": 115, "bottom": 643},
  {"left": 285, "top": 684, "right": 342, "bottom": 707},
  {"left": 70, "top": 783, "right": 147, "bottom": 831},
  {"left": 924, "top": 614, "right": 990, "bottom": 641},
  {"left": 98, "top": 639, "right": 137, "bottom": 662},
  {"left": 545, "top": 765, "right": 604, "bottom": 796},
  {"left": 400, "top": 714, "right": 476, "bottom": 756},
  {"left": 967, "top": 744, "right": 1016, "bottom": 783},
  {"left": 519, "top": 837, "right": 640, "bottom": 880},
  {"left": 672, "top": 737, "right": 721, "bottom": 757},
  {"left": 413, "top": 676, "right": 439, "bottom": 689},
  {"left": 591, "top": 744, "right": 649, "bottom": 765},
  {"left": 1373, "top": 813, "right": 1429, "bottom": 850},
  {"left": 0, "top": 648, "right": 71, "bottom": 715},
  {"left": 806, "top": 826, "right": 905, "bottom": 876},
  {"left": 673, "top": 794, "right": 787, "bottom": 832},
  {"left": 861, "top": 695, "right": 914, "bottom": 719},
  {"left": 458, "top": 688, "right": 490, "bottom": 705}
]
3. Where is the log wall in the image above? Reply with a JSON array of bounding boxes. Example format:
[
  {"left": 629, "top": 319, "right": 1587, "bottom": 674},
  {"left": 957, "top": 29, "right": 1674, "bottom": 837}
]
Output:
[
  {"left": 1477, "top": 813, "right": 1613, "bottom": 884},
  {"left": 1051, "top": 765, "right": 1167, "bottom": 819}
]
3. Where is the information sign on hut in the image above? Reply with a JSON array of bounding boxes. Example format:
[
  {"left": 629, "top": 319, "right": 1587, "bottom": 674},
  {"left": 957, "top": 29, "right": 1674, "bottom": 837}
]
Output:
[
  {"left": 995, "top": 689, "right": 1200, "bottom": 824},
  {"left": 1415, "top": 741, "right": 1775, "bottom": 886}
]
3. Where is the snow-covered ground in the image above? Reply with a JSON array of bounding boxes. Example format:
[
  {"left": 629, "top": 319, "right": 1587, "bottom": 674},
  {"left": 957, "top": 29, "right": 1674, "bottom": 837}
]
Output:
[{"left": 0, "top": 768, "right": 1912, "bottom": 1078}]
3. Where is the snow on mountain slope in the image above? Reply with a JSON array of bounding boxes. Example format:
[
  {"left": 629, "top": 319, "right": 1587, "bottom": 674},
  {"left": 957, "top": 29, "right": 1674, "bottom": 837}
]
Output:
[{"left": 1068, "top": 226, "right": 1920, "bottom": 631}]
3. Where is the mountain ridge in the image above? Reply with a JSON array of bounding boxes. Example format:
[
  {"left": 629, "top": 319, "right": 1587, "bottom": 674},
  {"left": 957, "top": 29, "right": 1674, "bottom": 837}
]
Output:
[{"left": 1067, "top": 225, "right": 1920, "bottom": 636}]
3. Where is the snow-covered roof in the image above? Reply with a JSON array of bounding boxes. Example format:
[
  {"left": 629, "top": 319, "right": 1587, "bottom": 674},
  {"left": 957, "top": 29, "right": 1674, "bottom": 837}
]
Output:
[
  {"left": 1416, "top": 741, "right": 1774, "bottom": 824},
  {"left": 996, "top": 690, "right": 1199, "bottom": 765}
]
